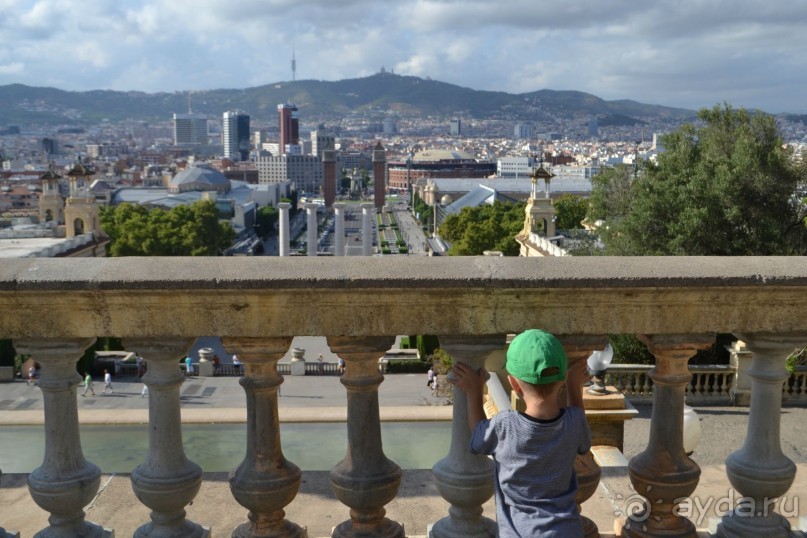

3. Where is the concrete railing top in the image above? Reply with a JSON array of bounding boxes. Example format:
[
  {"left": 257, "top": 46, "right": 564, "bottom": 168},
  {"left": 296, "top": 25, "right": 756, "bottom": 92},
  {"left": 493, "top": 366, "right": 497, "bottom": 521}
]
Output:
[{"left": 1, "top": 256, "right": 807, "bottom": 339}]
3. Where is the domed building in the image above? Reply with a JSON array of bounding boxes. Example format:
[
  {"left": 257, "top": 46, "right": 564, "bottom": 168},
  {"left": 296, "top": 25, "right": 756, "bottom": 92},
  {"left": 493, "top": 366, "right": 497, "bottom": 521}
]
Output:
[{"left": 168, "top": 164, "right": 231, "bottom": 194}]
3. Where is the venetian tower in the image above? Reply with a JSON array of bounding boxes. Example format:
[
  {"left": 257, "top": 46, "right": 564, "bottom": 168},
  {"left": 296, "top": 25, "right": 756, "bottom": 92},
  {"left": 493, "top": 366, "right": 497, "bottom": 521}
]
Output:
[
  {"left": 64, "top": 158, "right": 101, "bottom": 238},
  {"left": 372, "top": 141, "right": 386, "bottom": 210},
  {"left": 38, "top": 165, "right": 64, "bottom": 224}
]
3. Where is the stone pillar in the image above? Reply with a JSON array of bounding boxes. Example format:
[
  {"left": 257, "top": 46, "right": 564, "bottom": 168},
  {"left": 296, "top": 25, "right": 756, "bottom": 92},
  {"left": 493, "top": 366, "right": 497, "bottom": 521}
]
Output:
[
  {"left": 13, "top": 337, "right": 110, "bottom": 538},
  {"left": 124, "top": 337, "right": 208, "bottom": 538},
  {"left": 558, "top": 335, "right": 609, "bottom": 538},
  {"left": 306, "top": 203, "right": 318, "bottom": 257},
  {"left": 333, "top": 203, "right": 345, "bottom": 257},
  {"left": 361, "top": 203, "right": 373, "bottom": 256},
  {"left": 727, "top": 340, "right": 753, "bottom": 406},
  {"left": 430, "top": 335, "right": 501, "bottom": 538},
  {"left": 222, "top": 337, "right": 305, "bottom": 538},
  {"left": 717, "top": 333, "right": 802, "bottom": 538},
  {"left": 278, "top": 202, "right": 291, "bottom": 257},
  {"left": 623, "top": 334, "right": 711, "bottom": 538},
  {"left": 327, "top": 335, "right": 403, "bottom": 538}
]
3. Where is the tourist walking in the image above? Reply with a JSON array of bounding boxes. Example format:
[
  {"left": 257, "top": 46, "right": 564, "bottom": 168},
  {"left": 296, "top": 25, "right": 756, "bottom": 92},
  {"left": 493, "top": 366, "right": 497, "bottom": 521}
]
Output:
[
  {"left": 81, "top": 371, "right": 95, "bottom": 396},
  {"left": 232, "top": 354, "right": 243, "bottom": 374},
  {"left": 27, "top": 365, "right": 37, "bottom": 386},
  {"left": 337, "top": 357, "right": 346, "bottom": 375},
  {"left": 103, "top": 369, "right": 113, "bottom": 394},
  {"left": 427, "top": 367, "right": 435, "bottom": 389},
  {"left": 317, "top": 354, "right": 325, "bottom": 375},
  {"left": 185, "top": 356, "right": 193, "bottom": 376}
]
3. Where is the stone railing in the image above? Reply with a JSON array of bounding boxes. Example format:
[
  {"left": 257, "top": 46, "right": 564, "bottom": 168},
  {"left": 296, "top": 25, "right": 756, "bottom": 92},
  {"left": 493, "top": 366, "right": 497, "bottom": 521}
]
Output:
[
  {"left": 2, "top": 256, "right": 807, "bottom": 537},
  {"left": 606, "top": 364, "right": 736, "bottom": 404}
]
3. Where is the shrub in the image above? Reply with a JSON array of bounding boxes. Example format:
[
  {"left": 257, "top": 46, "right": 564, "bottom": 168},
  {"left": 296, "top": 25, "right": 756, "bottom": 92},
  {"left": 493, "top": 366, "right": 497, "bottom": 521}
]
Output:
[{"left": 385, "top": 359, "right": 430, "bottom": 373}]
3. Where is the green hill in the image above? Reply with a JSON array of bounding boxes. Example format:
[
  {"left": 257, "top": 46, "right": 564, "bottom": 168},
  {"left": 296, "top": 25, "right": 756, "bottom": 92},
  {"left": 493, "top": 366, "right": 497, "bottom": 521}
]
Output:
[{"left": 0, "top": 73, "right": 695, "bottom": 125}]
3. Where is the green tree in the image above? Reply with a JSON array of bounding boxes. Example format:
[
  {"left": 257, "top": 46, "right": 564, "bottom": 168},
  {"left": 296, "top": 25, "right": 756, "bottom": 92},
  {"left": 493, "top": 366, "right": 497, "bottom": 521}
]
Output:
[
  {"left": 100, "top": 200, "right": 235, "bottom": 256},
  {"left": 592, "top": 104, "right": 807, "bottom": 255},
  {"left": 440, "top": 202, "right": 526, "bottom": 256},
  {"left": 254, "top": 205, "right": 278, "bottom": 239},
  {"left": 553, "top": 193, "right": 588, "bottom": 230}
]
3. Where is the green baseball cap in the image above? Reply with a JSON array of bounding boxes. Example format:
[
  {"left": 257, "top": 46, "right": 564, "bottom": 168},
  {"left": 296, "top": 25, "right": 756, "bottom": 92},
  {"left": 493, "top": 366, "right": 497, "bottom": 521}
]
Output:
[{"left": 506, "top": 329, "right": 567, "bottom": 384}]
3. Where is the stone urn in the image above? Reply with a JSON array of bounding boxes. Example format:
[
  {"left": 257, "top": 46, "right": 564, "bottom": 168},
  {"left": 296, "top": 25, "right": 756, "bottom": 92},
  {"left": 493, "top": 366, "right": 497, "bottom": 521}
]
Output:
[{"left": 290, "top": 347, "right": 306, "bottom": 376}]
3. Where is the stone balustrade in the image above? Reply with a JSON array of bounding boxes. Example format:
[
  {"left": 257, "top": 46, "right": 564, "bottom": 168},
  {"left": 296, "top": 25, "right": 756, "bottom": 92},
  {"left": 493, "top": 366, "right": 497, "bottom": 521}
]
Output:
[{"left": 2, "top": 256, "right": 807, "bottom": 537}]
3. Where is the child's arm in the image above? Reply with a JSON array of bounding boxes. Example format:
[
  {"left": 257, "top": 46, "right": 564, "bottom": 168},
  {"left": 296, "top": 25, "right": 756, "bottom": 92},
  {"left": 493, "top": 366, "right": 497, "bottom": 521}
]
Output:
[
  {"left": 566, "top": 359, "right": 589, "bottom": 409},
  {"left": 451, "top": 362, "right": 488, "bottom": 433}
]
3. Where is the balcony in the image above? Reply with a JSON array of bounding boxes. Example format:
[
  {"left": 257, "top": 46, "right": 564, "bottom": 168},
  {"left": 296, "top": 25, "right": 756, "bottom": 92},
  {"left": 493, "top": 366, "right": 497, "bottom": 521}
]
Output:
[{"left": 1, "top": 256, "right": 807, "bottom": 537}]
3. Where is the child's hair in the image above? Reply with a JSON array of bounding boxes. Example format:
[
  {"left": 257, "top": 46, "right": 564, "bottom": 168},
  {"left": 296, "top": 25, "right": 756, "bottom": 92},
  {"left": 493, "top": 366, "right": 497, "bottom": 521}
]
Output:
[{"left": 512, "top": 373, "right": 564, "bottom": 399}]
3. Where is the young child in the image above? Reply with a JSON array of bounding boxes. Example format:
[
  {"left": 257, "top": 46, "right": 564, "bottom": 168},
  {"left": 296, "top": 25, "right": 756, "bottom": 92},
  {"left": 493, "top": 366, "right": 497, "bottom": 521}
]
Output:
[{"left": 452, "top": 329, "right": 591, "bottom": 537}]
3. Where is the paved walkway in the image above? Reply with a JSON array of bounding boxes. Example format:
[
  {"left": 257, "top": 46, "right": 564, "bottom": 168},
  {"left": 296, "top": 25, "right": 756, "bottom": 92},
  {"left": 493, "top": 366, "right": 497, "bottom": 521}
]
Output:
[{"left": 2, "top": 366, "right": 807, "bottom": 537}]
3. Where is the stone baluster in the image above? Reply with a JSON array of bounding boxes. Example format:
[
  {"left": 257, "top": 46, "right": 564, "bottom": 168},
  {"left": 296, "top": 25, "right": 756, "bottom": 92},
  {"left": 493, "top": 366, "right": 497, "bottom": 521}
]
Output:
[
  {"left": 124, "top": 338, "right": 208, "bottom": 538},
  {"left": 717, "top": 333, "right": 803, "bottom": 538},
  {"left": 623, "top": 334, "right": 711, "bottom": 538},
  {"left": 14, "top": 337, "right": 110, "bottom": 538},
  {"left": 221, "top": 337, "right": 305, "bottom": 538},
  {"left": 327, "top": 336, "right": 403, "bottom": 538},
  {"left": 559, "top": 335, "right": 608, "bottom": 538},
  {"left": 430, "top": 335, "right": 501, "bottom": 538}
]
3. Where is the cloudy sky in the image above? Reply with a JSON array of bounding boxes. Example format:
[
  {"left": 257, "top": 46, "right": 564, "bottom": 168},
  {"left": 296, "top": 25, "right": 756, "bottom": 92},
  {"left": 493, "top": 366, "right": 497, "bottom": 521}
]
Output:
[{"left": 1, "top": 0, "right": 806, "bottom": 113}]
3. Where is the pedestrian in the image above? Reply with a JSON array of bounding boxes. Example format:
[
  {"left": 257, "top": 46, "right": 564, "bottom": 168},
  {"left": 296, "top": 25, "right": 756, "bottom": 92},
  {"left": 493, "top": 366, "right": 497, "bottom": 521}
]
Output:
[
  {"left": 452, "top": 329, "right": 591, "bottom": 536},
  {"left": 81, "top": 371, "right": 95, "bottom": 396},
  {"left": 213, "top": 354, "right": 221, "bottom": 375},
  {"left": 136, "top": 354, "right": 145, "bottom": 380},
  {"left": 27, "top": 365, "right": 37, "bottom": 386},
  {"left": 427, "top": 366, "right": 435, "bottom": 389},
  {"left": 317, "top": 354, "right": 325, "bottom": 375},
  {"left": 103, "top": 369, "right": 113, "bottom": 394},
  {"left": 185, "top": 356, "right": 193, "bottom": 376},
  {"left": 232, "top": 354, "right": 243, "bottom": 374},
  {"left": 141, "top": 383, "right": 149, "bottom": 398},
  {"left": 337, "top": 357, "right": 346, "bottom": 375}
]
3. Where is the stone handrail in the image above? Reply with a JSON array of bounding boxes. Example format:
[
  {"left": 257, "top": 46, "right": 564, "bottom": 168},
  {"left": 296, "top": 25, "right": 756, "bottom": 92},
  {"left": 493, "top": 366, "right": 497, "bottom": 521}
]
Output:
[
  {"left": 2, "top": 256, "right": 807, "bottom": 537},
  {"left": 606, "top": 364, "right": 738, "bottom": 404}
]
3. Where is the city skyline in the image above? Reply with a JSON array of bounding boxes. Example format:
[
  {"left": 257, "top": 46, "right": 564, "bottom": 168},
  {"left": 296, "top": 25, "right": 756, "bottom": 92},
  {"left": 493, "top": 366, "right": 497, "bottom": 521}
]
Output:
[{"left": 1, "top": 1, "right": 806, "bottom": 114}]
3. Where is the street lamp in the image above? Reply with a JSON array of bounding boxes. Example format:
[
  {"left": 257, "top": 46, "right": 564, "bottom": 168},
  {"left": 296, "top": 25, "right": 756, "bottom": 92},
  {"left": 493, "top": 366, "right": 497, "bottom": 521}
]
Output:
[{"left": 586, "top": 343, "right": 614, "bottom": 395}]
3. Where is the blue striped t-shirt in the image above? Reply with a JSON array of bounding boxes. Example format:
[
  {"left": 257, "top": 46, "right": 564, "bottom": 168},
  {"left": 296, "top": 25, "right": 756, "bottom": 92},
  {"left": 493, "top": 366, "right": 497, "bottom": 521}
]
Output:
[{"left": 470, "top": 406, "right": 591, "bottom": 537}]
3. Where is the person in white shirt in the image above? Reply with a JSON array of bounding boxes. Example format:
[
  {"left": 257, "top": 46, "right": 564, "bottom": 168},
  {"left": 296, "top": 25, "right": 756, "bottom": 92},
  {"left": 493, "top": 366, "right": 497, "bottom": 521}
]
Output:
[{"left": 103, "top": 369, "right": 113, "bottom": 394}]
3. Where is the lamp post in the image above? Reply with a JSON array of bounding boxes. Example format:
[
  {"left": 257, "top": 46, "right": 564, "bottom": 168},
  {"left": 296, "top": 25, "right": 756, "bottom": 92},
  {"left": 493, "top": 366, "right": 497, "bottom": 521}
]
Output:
[{"left": 586, "top": 343, "right": 614, "bottom": 395}]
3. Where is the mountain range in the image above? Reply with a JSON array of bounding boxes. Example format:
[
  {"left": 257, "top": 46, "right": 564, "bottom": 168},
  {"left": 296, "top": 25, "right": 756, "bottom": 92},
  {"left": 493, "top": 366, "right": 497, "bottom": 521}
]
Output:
[{"left": 0, "top": 72, "right": 696, "bottom": 126}]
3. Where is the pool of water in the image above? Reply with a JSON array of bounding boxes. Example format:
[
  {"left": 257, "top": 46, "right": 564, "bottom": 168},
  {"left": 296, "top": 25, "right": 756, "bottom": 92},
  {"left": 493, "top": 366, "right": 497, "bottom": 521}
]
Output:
[{"left": 0, "top": 422, "right": 451, "bottom": 474}]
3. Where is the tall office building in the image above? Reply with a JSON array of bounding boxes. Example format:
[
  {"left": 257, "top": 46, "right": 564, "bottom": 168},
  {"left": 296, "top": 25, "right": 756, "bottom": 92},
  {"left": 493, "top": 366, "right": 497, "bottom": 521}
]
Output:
[
  {"left": 449, "top": 119, "right": 461, "bottom": 136},
  {"left": 514, "top": 123, "right": 533, "bottom": 140},
  {"left": 173, "top": 113, "right": 208, "bottom": 146},
  {"left": 277, "top": 104, "right": 300, "bottom": 154},
  {"left": 311, "top": 130, "right": 335, "bottom": 160},
  {"left": 256, "top": 154, "right": 323, "bottom": 194},
  {"left": 223, "top": 110, "right": 251, "bottom": 161}
]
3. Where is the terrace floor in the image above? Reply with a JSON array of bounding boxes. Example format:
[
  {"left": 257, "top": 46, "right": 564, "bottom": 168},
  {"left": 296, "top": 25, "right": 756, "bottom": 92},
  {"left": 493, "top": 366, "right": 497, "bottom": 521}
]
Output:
[{"left": 1, "top": 372, "right": 806, "bottom": 537}]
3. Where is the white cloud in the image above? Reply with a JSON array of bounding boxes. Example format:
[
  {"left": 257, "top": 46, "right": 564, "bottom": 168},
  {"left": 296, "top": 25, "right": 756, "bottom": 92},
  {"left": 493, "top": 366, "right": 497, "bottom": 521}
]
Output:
[
  {"left": 0, "top": 0, "right": 806, "bottom": 112},
  {"left": 0, "top": 62, "right": 24, "bottom": 75}
]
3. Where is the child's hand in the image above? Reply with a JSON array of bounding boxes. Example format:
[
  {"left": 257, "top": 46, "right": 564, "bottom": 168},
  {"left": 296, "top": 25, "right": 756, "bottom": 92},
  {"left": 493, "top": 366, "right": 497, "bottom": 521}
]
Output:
[
  {"left": 566, "top": 359, "right": 590, "bottom": 388},
  {"left": 451, "top": 362, "right": 488, "bottom": 394}
]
